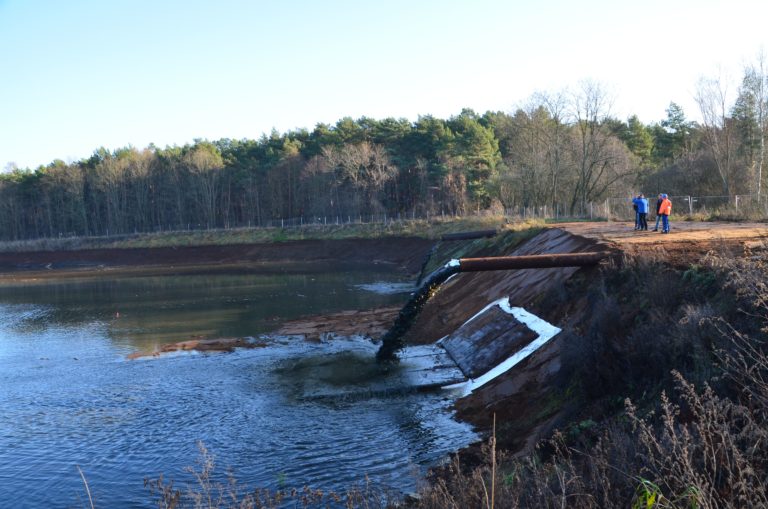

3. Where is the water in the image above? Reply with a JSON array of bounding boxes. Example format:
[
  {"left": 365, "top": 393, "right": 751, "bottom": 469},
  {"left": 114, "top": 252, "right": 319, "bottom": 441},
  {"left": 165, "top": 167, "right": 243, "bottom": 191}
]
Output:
[{"left": 0, "top": 267, "right": 477, "bottom": 508}]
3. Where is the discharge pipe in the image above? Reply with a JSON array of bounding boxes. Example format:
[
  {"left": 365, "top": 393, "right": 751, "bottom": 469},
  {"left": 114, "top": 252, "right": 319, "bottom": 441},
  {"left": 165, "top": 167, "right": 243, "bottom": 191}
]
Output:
[{"left": 376, "top": 250, "right": 613, "bottom": 362}]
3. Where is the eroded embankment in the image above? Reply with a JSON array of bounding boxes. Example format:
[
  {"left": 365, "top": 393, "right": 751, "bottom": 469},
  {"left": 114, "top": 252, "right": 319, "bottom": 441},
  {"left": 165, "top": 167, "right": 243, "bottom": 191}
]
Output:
[
  {"left": 395, "top": 227, "right": 608, "bottom": 451},
  {"left": 403, "top": 227, "right": 605, "bottom": 345},
  {"left": 400, "top": 221, "right": 768, "bottom": 453}
]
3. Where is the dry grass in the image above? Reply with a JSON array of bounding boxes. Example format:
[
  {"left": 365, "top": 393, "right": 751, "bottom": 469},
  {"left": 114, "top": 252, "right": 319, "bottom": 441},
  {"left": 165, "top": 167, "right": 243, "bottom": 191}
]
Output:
[
  {"left": 145, "top": 442, "right": 396, "bottom": 509},
  {"left": 412, "top": 251, "right": 768, "bottom": 508}
]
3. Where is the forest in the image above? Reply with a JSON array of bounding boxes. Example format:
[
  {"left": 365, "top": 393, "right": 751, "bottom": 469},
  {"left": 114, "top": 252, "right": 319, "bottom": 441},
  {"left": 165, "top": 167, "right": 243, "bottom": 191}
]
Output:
[{"left": 2, "top": 64, "right": 767, "bottom": 241}]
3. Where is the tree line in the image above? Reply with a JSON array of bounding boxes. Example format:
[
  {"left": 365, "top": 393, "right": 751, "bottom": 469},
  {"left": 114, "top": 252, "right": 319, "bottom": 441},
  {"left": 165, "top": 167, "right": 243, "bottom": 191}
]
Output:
[{"left": 2, "top": 61, "right": 768, "bottom": 241}]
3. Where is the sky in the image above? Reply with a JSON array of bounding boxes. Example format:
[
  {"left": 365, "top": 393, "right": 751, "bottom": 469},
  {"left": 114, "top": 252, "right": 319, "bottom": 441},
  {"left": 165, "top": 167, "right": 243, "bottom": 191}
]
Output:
[{"left": 1, "top": 0, "right": 767, "bottom": 170}]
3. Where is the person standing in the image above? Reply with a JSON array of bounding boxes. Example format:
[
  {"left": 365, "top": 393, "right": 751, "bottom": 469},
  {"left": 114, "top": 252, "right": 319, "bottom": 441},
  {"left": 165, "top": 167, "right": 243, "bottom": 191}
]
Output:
[
  {"left": 632, "top": 195, "right": 640, "bottom": 230},
  {"left": 658, "top": 194, "right": 672, "bottom": 233},
  {"left": 632, "top": 194, "right": 649, "bottom": 230},
  {"left": 652, "top": 193, "right": 663, "bottom": 231}
]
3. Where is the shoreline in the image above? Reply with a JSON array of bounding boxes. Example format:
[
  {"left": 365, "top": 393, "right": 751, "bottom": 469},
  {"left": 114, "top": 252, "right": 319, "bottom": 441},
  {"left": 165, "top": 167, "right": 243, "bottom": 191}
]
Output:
[
  {"left": 125, "top": 306, "right": 401, "bottom": 359},
  {"left": 0, "top": 237, "right": 435, "bottom": 283}
]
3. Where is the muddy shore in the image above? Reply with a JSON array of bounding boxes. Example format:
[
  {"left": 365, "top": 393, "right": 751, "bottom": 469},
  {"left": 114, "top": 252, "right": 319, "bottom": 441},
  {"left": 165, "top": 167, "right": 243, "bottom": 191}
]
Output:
[
  {"left": 0, "top": 236, "right": 429, "bottom": 360},
  {"left": 0, "top": 237, "right": 434, "bottom": 282},
  {"left": 127, "top": 307, "right": 401, "bottom": 359}
]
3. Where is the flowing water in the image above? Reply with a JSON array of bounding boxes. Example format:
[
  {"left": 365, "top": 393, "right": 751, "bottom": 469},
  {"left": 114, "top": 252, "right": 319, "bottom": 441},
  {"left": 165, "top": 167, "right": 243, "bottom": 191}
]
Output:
[{"left": 0, "top": 266, "right": 477, "bottom": 508}]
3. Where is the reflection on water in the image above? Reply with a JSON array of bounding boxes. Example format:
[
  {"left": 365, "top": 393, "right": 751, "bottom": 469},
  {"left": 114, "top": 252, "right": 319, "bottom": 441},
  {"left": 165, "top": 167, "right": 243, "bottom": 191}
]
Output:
[
  {"left": 0, "top": 268, "right": 477, "bottom": 508},
  {"left": 0, "top": 267, "right": 409, "bottom": 350}
]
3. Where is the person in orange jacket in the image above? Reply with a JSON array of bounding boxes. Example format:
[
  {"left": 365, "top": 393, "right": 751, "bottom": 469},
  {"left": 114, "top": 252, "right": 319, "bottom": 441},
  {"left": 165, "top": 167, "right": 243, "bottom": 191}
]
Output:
[
  {"left": 658, "top": 194, "right": 672, "bottom": 233},
  {"left": 652, "top": 193, "right": 663, "bottom": 231}
]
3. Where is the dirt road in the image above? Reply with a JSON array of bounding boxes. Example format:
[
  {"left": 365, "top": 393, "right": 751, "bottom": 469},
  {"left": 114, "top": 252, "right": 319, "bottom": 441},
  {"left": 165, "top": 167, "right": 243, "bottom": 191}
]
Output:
[{"left": 556, "top": 221, "right": 768, "bottom": 265}]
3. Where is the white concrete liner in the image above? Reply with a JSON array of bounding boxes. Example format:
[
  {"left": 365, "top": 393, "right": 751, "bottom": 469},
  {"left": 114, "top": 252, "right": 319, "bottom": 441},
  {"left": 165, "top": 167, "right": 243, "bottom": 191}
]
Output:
[{"left": 442, "top": 297, "right": 561, "bottom": 396}]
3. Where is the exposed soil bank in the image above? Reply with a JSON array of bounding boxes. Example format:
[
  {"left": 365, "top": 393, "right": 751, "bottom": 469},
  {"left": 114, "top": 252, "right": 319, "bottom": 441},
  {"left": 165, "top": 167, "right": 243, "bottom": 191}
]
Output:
[
  {"left": 0, "top": 237, "right": 434, "bottom": 282},
  {"left": 275, "top": 306, "right": 401, "bottom": 340},
  {"left": 401, "top": 221, "right": 768, "bottom": 452}
]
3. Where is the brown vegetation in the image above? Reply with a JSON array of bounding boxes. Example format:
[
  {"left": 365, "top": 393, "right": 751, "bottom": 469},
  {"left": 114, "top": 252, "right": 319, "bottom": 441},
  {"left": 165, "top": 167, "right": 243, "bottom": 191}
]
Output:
[{"left": 412, "top": 251, "right": 768, "bottom": 508}]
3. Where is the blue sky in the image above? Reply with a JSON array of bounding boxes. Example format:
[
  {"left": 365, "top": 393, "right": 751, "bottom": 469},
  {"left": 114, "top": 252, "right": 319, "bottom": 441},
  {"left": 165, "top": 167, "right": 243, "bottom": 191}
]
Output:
[{"left": 1, "top": 0, "right": 767, "bottom": 169}]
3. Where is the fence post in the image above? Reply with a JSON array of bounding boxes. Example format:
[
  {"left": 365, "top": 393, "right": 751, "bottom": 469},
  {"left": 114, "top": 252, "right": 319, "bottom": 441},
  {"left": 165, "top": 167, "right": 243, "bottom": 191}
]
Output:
[
  {"left": 735, "top": 195, "right": 739, "bottom": 212},
  {"left": 688, "top": 196, "right": 692, "bottom": 215},
  {"left": 590, "top": 202, "right": 593, "bottom": 219}
]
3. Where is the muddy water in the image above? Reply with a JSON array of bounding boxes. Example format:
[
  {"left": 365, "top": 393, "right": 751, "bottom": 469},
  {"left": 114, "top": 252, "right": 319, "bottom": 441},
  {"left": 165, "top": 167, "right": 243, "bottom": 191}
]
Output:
[{"left": 0, "top": 267, "right": 476, "bottom": 508}]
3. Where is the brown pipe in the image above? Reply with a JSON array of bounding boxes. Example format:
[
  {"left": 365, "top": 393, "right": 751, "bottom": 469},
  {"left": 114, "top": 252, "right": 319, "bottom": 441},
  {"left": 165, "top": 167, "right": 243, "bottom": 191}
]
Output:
[{"left": 458, "top": 251, "right": 612, "bottom": 271}]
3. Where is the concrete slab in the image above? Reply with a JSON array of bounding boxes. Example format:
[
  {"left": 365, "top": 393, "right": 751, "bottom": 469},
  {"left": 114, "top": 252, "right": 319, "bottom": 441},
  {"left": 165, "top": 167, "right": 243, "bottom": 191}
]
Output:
[{"left": 440, "top": 306, "right": 536, "bottom": 378}]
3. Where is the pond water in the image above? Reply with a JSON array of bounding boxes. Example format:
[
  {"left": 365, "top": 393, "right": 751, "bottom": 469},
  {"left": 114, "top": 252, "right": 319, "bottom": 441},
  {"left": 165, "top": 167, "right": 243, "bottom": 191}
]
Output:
[{"left": 0, "top": 266, "right": 477, "bottom": 508}]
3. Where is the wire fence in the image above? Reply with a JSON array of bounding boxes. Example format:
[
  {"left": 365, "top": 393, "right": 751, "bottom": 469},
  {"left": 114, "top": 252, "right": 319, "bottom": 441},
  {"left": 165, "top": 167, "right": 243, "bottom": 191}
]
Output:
[
  {"left": 7, "top": 194, "right": 768, "bottom": 243},
  {"left": 169, "top": 194, "right": 768, "bottom": 233},
  {"left": 603, "top": 194, "right": 768, "bottom": 221}
]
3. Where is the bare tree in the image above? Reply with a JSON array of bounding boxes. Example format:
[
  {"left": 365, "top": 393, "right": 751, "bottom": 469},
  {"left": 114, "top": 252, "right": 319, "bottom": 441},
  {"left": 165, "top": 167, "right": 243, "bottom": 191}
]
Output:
[
  {"left": 534, "top": 90, "right": 570, "bottom": 208},
  {"left": 183, "top": 143, "right": 224, "bottom": 228},
  {"left": 93, "top": 155, "right": 129, "bottom": 234},
  {"left": 743, "top": 51, "right": 768, "bottom": 199},
  {"left": 503, "top": 91, "right": 572, "bottom": 209},
  {"left": 569, "top": 81, "right": 632, "bottom": 214},
  {"left": 696, "top": 70, "right": 735, "bottom": 195},
  {"left": 124, "top": 149, "right": 152, "bottom": 232},
  {"left": 321, "top": 142, "right": 397, "bottom": 215}
]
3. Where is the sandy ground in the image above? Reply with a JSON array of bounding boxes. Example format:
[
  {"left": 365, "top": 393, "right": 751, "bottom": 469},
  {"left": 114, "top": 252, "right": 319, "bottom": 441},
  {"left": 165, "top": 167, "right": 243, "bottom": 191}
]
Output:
[
  {"left": 557, "top": 220, "right": 768, "bottom": 246},
  {"left": 555, "top": 221, "right": 768, "bottom": 266}
]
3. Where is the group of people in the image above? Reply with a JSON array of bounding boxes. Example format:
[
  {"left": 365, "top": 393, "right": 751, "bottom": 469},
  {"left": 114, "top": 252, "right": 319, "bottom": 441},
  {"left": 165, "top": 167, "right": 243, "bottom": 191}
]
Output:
[{"left": 632, "top": 193, "right": 672, "bottom": 233}]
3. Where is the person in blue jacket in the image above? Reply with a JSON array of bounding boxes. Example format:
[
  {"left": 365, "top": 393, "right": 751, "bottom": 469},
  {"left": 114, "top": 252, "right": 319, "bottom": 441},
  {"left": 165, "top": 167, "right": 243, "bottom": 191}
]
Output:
[
  {"left": 632, "top": 194, "right": 649, "bottom": 230},
  {"left": 632, "top": 197, "right": 639, "bottom": 229}
]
